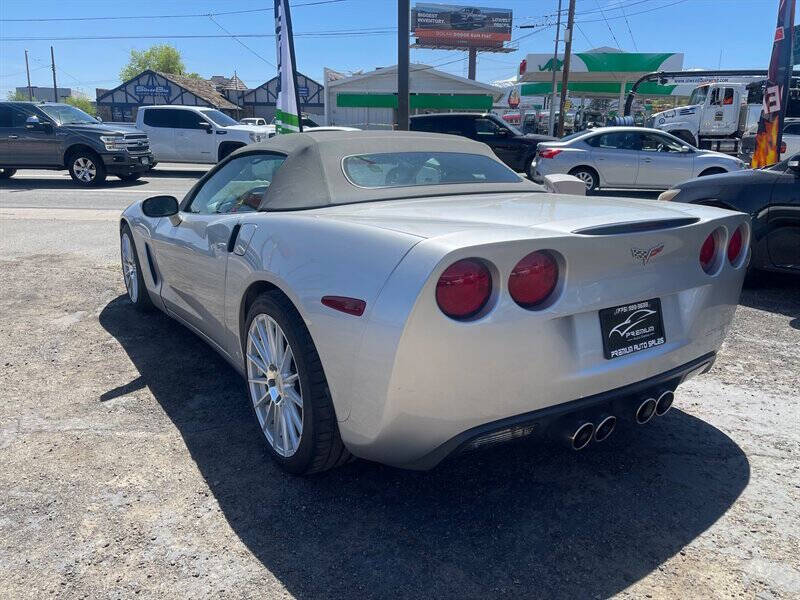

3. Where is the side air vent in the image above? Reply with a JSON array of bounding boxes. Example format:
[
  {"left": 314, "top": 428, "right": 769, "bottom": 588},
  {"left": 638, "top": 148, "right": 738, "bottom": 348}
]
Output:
[
  {"left": 572, "top": 218, "right": 699, "bottom": 236},
  {"left": 144, "top": 243, "right": 159, "bottom": 285}
]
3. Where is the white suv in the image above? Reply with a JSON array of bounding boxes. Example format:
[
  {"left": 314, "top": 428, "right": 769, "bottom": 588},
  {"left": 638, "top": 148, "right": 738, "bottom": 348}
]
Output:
[{"left": 136, "top": 106, "right": 272, "bottom": 164}]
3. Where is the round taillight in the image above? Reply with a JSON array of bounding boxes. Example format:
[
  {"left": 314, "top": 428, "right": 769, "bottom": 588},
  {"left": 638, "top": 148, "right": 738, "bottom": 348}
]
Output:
[
  {"left": 508, "top": 250, "right": 558, "bottom": 308},
  {"left": 727, "top": 226, "right": 743, "bottom": 264},
  {"left": 436, "top": 259, "right": 492, "bottom": 319},
  {"left": 699, "top": 233, "right": 716, "bottom": 273}
]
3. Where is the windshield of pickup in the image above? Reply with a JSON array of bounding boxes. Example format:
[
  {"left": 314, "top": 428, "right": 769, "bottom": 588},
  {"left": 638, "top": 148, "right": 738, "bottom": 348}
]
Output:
[
  {"left": 342, "top": 151, "right": 521, "bottom": 188},
  {"left": 199, "top": 109, "right": 239, "bottom": 127},
  {"left": 38, "top": 104, "right": 98, "bottom": 125}
]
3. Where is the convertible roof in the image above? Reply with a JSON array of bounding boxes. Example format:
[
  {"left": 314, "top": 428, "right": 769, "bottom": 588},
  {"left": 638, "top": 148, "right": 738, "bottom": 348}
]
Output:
[{"left": 226, "top": 130, "right": 538, "bottom": 211}]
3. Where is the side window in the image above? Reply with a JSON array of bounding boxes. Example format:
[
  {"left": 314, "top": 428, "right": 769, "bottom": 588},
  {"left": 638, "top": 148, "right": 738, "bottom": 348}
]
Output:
[
  {"left": 178, "top": 110, "right": 209, "bottom": 129},
  {"left": 785, "top": 123, "right": 800, "bottom": 135},
  {"left": 187, "top": 153, "right": 286, "bottom": 215},
  {"left": 142, "top": 109, "right": 179, "bottom": 128},
  {"left": 641, "top": 133, "right": 683, "bottom": 153},
  {"left": 587, "top": 132, "right": 639, "bottom": 150},
  {"left": 0, "top": 105, "right": 13, "bottom": 127},
  {"left": 474, "top": 118, "right": 502, "bottom": 137},
  {"left": 723, "top": 88, "right": 735, "bottom": 106}
]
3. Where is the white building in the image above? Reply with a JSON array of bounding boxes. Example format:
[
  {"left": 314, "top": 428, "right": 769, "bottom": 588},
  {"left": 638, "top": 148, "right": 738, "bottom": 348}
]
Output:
[{"left": 324, "top": 63, "right": 503, "bottom": 129}]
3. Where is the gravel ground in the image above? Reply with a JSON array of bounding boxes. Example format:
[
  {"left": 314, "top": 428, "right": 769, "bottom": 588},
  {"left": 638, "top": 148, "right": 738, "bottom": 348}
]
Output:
[{"left": 0, "top": 169, "right": 798, "bottom": 599}]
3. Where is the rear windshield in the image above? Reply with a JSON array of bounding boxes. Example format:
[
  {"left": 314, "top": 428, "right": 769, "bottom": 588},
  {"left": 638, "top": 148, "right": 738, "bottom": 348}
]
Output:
[{"left": 342, "top": 151, "right": 521, "bottom": 188}]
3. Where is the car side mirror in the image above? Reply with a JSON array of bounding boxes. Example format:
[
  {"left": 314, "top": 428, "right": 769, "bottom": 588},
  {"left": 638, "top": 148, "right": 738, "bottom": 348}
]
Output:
[
  {"left": 25, "top": 115, "right": 40, "bottom": 129},
  {"left": 680, "top": 145, "right": 692, "bottom": 153},
  {"left": 496, "top": 128, "right": 510, "bottom": 137},
  {"left": 96, "top": 116, "right": 103, "bottom": 122},
  {"left": 198, "top": 121, "right": 212, "bottom": 133},
  {"left": 142, "top": 195, "right": 179, "bottom": 219},
  {"left": 789, "top": 159, "right": 800, "bottom": 172}
]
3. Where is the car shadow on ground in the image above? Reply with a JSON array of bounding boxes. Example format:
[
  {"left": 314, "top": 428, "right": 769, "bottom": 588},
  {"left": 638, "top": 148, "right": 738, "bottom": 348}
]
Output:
[
  {"left": 99, "top": 296, "right": 750, "bottom": 599},
  {"left": 741, "top": 271, "right": 800, "bottom": 329},
  {"left": 145, "top": 167, "right": 209, "bottom": 179},
  {"left": 1, "top": 177, "right": 149, "bottom": 191}
]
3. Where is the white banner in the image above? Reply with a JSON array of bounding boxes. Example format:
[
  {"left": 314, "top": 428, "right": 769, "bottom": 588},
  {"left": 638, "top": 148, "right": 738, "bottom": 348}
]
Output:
[{"left": 275, "top": 0, "right": 302, "bottom": 133}]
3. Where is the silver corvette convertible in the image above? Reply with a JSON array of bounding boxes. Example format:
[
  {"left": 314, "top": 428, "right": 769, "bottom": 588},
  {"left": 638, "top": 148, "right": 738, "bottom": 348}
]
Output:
[{"left": 120, "top": 131, "right": 749, "bottom": 474}]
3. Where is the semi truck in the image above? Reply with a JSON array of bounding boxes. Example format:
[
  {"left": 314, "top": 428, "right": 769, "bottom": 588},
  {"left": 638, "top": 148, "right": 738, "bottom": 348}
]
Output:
[{"left": 625, "top": 70, "right": 799, "bottom": 157}]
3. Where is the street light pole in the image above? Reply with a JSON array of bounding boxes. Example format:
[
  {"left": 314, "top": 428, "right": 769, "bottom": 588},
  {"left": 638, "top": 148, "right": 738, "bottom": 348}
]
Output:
[
  {"left": 557, "top": 0, "right": 576, "bottom": 137},
  {"left": 397, "top": 0, "right": 410, "bottom": 130},
  {"left": 547, "top": 0, "right": 563, "bottom": 137},
  {"left": 50, "top": 46, "right": 58, "bottom": 103}
]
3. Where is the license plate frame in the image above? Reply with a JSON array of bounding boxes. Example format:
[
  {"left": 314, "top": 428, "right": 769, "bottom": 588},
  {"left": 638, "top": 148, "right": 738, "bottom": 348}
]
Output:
[
  {"left": 599, "top": 298, "right": 666, "bottom": 360},
  {"left": 140, "top": 156, "right": 150, "bottom": 166}
]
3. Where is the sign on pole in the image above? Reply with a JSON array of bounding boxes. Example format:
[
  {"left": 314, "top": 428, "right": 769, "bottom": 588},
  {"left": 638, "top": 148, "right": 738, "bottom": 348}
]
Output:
[
  {"left": 412, "top": 4, "right": 512, "bottom": 49},
  {"left": 752, "top": 0, "right": 795, "bottom": 167},
  {"left": 274, "top": 0, "right": 303, "bottom": 134}
]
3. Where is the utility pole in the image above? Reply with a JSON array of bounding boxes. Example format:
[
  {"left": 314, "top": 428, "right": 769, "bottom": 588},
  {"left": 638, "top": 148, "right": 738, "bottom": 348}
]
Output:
[
  {"left": 557, "top": 0, "right": 576, "bottom": 137},
  {"left": 24, "top": 50, "right": 33, "bottom": 101},
  {"left": 547, "top": 0, "right": 563, "bottom": 137},
  {"left": 50, "top": 46, "right": 58, "bottom": 103},
  {"left": 467, "top": 48, "right": 477, "bottom": 80},
  {"left": 397, "top": 0, "right": 410, "bottom": 130}
]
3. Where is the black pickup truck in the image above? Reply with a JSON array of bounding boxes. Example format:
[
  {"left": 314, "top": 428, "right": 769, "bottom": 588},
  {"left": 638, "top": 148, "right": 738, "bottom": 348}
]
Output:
[{"left": 0, "top": 101, "right": 155, "bottom": 186}]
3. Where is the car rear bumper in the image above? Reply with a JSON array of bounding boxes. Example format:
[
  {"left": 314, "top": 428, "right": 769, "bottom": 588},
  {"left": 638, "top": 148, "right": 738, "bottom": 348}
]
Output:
[
  {"left": 102, "top": 152, "right": 155, "bottom": 175},
  {"left": 406, "top": 351, "right": 715, "bottom": 469}
]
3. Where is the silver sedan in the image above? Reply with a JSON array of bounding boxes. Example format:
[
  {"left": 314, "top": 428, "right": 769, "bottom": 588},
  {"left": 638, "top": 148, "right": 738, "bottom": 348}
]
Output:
[{"left": 531, "top": 127, "right": 748, "bottom": 193}]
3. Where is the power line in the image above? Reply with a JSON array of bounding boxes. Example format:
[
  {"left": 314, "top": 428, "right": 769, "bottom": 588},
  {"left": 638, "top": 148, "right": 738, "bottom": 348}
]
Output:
[
  {"left": 593, "top": 0, "right": 624, "bottom": 50},
  {"left": 576, "top": 0, "right": 691, "bottom": 24},
  {"left": 207, "top": 14, "right": 276, "bottom": 69},
  {"left": 620, "top": 3, "right": 639, "bottom": 51},
  {"left": 1, "top": 28, "right": 397, "bottom": 42},
  {"left": 0, "top": 0, "right": 346, "bottom": 22}
]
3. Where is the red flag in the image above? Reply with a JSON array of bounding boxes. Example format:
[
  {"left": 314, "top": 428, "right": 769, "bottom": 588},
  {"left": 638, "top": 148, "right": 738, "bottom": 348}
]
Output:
[{"left": 752, "top": 0, "right": 795, "bottom": 168}]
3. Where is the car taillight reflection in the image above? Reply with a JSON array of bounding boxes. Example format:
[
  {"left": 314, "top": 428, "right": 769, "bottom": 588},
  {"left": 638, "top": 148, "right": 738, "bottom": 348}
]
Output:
[
  {"left": 508, "top": 251, "right": 558, "bottom": 308},
  {"left": 436, "top": 259, "right": 492, "bottom": 319}
]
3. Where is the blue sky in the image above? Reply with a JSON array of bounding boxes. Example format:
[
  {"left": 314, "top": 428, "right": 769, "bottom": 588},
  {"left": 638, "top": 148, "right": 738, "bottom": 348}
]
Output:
[{"left": 0, "top": 0, "right": 794, "bottom": 98}]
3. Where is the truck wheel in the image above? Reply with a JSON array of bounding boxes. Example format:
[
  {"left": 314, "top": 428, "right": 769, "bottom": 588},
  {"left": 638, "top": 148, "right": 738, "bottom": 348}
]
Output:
[
  {"left": 0, "top": 168, "right": 16, "bottom": 179},
  {"left": 68, "top": 150, "right": 107, "bottom": 186}
]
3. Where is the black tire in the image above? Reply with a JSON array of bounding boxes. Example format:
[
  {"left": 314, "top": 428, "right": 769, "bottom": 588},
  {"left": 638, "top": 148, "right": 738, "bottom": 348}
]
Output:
[
  {"left": 120, "top": 224, "right": 154, "bottom": 312},
  {"left": 244, "top": 291, "right": 352, "bottom": 475},
  {"left": 67, "top": 149, "right": 107, "bottom": 186},
  {"left": 569, "top": 166, "right": 599, "bottom": 194},
  {"left": 0, "top": 168, "right": 16, "bottom": 179},
  {"left": 118, "top": 173, "right": 142, "bottom": 182},
  {"left": 698, "top": 167, "right": 726, "bottom": 177}
]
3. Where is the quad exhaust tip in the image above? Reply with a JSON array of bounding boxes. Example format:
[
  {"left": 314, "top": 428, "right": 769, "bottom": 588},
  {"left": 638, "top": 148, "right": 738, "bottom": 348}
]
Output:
[
  {"left": 656, "top": 390, "right": 674, "bottom": 416},
  {"left": 570, "top": 422, "right": 595, "bottom": 450},
  {"left": 635, "top": 398, "right": 657, "bottom": 424},
  {"left": 594, "top": 416, "right": 617, "bottom": 442}
]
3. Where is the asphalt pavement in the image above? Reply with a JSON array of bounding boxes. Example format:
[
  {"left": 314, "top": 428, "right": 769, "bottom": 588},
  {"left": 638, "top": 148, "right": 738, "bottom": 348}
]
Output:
[{"left": 0, "top": 166, "right": 798, "bottom": 599}]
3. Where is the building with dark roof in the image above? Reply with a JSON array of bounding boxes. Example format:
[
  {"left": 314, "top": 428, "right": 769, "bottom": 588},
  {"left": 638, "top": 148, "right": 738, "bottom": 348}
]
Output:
[
  {"left": 95, "top": 69, "right": 241, "bottom": 122},
  {"left": 225, "top": 72, "right": 324, "bottom": 122}
]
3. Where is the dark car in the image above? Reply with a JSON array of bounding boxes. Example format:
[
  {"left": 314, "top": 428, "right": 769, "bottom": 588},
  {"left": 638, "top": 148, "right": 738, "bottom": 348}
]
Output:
[
  {"left": 0, "top": 101, "right": 155, "bottom": 186},
  {"left": 410, "top": 112, "right": 555, "bottom": 178},
  {"left": 660, "top": 154, "right": 800, "bottom": 276}
]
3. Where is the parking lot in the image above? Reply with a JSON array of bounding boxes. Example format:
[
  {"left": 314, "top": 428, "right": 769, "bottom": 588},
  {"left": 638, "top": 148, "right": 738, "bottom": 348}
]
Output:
[{"left": 1, "top": 167, "right": 798, "bottom": 599}]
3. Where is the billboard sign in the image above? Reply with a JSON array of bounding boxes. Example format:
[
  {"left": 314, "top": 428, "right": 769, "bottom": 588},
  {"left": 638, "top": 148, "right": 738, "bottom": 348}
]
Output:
[{"left": 412, "top": 3, "right": 512, "bottom": 47}]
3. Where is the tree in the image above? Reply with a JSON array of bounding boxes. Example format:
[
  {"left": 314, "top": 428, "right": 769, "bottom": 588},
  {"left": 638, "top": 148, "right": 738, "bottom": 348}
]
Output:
[
  {"left": 6, "top": 90, "right": 38, "bottom": 101},
  {"left": 64, "top": 96, "right": 96, "bottom": 116},
  {"left": 119, "top": 44, "right": 195, "bottom": 81}
]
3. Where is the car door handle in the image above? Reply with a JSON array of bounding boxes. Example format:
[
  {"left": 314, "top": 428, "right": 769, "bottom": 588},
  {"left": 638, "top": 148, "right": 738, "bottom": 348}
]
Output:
[
  {"left": 642, "top": 158, "right": 653, "bottom": 163},
  {"left": 8, "top": 135, "right": 19, "bottom": 139}
]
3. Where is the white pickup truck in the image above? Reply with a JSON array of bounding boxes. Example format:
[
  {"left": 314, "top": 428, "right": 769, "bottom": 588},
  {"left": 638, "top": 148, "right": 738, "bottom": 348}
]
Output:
[{"left": 136, "top": 105, "right": 272, "bottom": 164}]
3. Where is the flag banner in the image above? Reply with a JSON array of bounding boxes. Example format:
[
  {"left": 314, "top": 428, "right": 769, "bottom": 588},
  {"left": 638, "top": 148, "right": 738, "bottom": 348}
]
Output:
[
  {"left": 752, "top": 0, "right": 795, "bottom": 167},
  {"left": 274, "top": 0, "right": 303, "bottom": 134}
]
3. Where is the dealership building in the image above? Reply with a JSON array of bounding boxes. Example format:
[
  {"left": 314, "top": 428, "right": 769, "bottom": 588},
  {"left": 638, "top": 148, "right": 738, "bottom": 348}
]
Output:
[
  {"left": 224, "top": 72, "right": 325, "bottom": 123},
  {"left": 324, "top": 64, "right": 502, "bottom": 129}
]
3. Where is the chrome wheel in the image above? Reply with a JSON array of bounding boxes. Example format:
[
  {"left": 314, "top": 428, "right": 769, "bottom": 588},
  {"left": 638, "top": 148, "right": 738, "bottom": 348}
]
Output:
[
  {"left": 120, "top": 232, "right": 138, "bottom": 303},
  {"left": 73, "top": 157, "right": 96, "bottom": 182},
  {"left": 574, "top": 170, "right": 595, "bottom": 190},
  {"left": 247, "top": 314, "right": 303, "bottom": 457}
]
